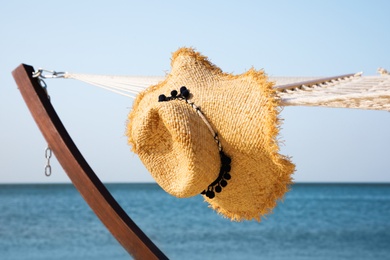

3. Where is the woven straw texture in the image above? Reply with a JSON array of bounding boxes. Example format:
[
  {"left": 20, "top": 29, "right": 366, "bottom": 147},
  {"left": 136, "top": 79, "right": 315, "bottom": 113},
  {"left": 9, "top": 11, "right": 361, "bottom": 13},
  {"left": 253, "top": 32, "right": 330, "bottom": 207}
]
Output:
[{"left": 127, "top": 48, "right": 295, "bottom": 221}]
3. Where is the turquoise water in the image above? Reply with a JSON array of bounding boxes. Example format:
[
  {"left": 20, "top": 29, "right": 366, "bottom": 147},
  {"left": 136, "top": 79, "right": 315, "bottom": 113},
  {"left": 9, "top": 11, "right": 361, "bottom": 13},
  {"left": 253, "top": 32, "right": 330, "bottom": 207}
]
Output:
[{"left": 0, "top": 183, "right": 389, "bottom": 260}]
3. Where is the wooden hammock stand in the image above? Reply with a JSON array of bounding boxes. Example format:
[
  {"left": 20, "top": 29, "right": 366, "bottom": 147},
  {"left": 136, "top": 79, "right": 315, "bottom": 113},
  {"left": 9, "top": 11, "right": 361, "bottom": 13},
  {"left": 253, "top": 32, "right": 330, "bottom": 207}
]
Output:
[{"left": 12, "top": 64, "right": 168, "bottom": 259}]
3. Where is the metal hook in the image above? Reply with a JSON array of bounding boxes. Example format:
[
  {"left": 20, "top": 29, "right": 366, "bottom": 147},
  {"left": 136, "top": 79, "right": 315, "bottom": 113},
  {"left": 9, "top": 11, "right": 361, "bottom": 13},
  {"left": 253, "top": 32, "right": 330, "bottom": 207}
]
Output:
[{"left": 33, "top": 68, "right": 67, "bottom": 79}]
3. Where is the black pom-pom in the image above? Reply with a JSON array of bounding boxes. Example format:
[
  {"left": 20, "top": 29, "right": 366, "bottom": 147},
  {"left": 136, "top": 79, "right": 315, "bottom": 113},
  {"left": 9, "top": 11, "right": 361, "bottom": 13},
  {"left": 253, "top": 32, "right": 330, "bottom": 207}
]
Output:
[
  {"left": 221, "top": 164, "right": 231, "bottom": 172},
  {"left": 224, "top": 173, "right": 231, "bottom": 180},
  {"left": 220, "top": 180, "right": 227, "bottom": 187},
  {"left": 180, "top": 86, "right": 187, "bottom": 93},
  {"left": 158, "top": 94, "right": 167, "bottom": 102},
  {"left": 171, "top": 90, "right": 178, "bottom": 97},
  {"left": 220, "top": 153, "right": 231, "bottom": 165},
  {"left": 181, "top": 89, "right": 190, "bottom": 98},
  {"left": 206, "top": 190, "right": 215, "bottom": 199},
  {"left": 215, "top": 185, "right": 222, "bottom": 193}
]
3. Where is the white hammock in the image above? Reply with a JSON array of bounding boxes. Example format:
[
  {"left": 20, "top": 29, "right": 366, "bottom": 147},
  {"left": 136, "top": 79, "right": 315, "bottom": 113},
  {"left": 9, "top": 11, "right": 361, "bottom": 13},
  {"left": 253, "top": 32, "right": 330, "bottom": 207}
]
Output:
[{"left": 62, "top": 68, "right": 390, "bottom": 112}]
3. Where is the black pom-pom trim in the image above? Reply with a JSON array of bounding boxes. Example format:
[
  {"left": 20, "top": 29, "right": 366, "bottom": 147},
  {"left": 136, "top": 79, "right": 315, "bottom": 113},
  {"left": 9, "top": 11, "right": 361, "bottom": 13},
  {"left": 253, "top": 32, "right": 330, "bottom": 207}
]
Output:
[
  {"left": 158, "top": 86, "right": 191, "bottom": 102},
  {"left": 158, "top": 94, "right": 167, "bottom": 102},
  {"left": 181, "top": 89, "right": 190, "bottom": 98},
  {"left": 158, "top": 86, "right": 231, "bottom": 200},
  {"left": 221, "top": 152, "right": 232, "bottom": 165},
  {"left": 221, "top": 164, "right": 231, "bottom": 172},
  {"left": 202, "top": 151, "right": 231, "bottom": 199},
  {"left": 206, "top": 190, "right": 215, "bottom": 199}
]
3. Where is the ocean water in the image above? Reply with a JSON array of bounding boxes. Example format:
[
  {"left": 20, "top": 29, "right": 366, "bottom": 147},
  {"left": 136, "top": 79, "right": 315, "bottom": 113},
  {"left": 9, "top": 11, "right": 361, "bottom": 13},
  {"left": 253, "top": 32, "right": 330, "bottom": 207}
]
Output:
[{"left": 0, "top": 183, "right": 389, "bottom": 260}]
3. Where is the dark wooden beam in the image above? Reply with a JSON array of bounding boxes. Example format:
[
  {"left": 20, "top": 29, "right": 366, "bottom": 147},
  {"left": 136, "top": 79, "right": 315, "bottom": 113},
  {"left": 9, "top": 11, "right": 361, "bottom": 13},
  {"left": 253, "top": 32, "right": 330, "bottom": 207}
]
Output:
[{"left": 12, "top": 64, "right": 168, "bottom": 260}]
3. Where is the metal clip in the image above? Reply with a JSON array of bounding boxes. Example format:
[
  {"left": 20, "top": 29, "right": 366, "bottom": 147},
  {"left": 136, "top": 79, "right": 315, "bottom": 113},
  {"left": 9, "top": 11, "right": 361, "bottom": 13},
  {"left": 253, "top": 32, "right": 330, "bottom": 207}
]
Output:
[{"left": 33, "top": 68, "right": 67, "bottom": 79}]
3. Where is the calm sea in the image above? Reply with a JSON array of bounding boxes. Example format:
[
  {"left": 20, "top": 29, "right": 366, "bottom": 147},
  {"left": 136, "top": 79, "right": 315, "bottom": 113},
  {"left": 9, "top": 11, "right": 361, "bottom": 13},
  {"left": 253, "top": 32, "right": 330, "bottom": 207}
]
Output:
[{"left": 0, "top": 183, "right": 389, "bottom": 260}]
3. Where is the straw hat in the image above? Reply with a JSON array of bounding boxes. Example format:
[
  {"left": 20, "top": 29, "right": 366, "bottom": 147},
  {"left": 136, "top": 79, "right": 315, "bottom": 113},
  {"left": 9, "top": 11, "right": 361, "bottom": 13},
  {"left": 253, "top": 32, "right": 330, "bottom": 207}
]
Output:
[{"left": 126, "top": 48, "right": 294, "bottom": 221}]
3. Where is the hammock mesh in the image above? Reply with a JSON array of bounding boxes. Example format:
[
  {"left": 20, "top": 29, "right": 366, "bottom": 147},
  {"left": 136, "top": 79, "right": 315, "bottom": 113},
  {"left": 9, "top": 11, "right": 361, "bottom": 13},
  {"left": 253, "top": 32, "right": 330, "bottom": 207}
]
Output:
[{"left": 64, "top": 70, "right": 390, "bottom": 111}]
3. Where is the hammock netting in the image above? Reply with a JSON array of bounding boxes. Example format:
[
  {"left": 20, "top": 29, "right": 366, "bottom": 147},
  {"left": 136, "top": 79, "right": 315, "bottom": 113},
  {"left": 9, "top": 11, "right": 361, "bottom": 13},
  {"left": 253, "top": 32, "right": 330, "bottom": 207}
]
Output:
[{"left": 63, "top": 69, "right": 390, "bottom": 112}]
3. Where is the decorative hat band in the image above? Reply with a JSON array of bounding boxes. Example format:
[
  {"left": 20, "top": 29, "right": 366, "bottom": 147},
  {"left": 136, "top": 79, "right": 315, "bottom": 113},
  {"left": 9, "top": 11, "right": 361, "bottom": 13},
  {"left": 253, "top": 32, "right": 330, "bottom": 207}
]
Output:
[{"left": 158, "top": 86, "right": 232, "bottom": 199}]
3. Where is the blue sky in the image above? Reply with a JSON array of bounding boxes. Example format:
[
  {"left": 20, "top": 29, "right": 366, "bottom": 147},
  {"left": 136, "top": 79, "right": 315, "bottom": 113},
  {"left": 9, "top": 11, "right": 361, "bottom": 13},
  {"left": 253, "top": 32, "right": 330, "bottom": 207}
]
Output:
[{"left": 1, "top": 0, "right": 389, "bottom": 183}]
